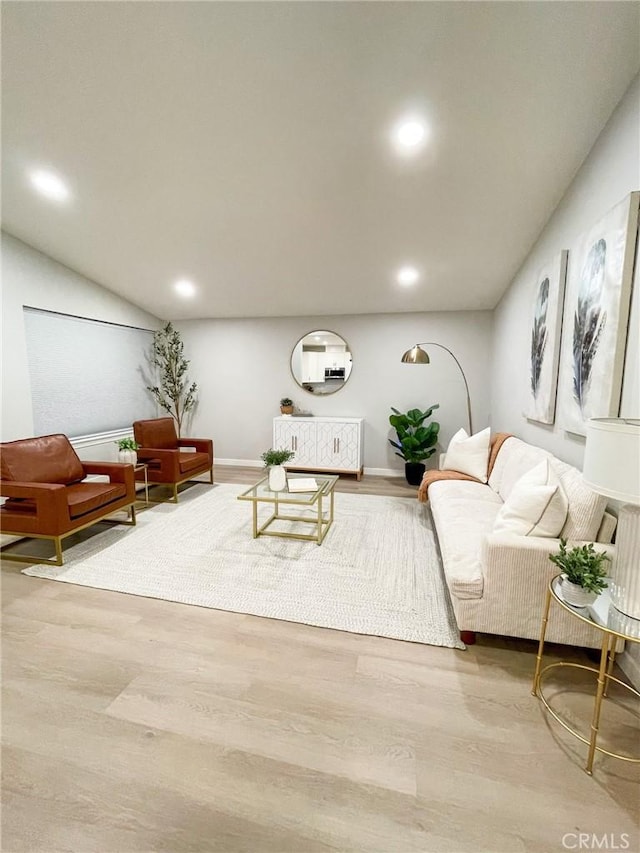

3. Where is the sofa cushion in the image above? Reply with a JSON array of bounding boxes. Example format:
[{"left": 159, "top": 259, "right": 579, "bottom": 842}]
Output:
[
  {"left": 442, "top": 427, "right": 491, "bottom": 483},
  {"left": 552, "top": 459, "right": 608, "bottom": 542},
  {"left": 430, "top": 480, "right": 502, "bottom": 504},
  {"left": 65, "top": 482, "right": 127, "bottom": 518},
  {"left": 0, "top": 434, "right": 84, "bottom": 485},
  {"left": 493, "top": 459, "right": 568, "bottom": 537},
  {"left": 488, "top": 437, "right": 552, "bottom": 501},
  {"left": 430, "top": 483, "right": 502, "bottom": 599}
]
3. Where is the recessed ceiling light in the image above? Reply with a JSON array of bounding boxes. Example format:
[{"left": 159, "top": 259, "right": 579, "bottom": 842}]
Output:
[
  {"left": 397, "top": 266, "right": 420, "bottom": 286},
  {"left": 392, "top": 118, "right": 428, "bottom": 154},
  {"left": 29, "top": 169, "right": 70, "bottom": 202},
  {"left": 174, "top": 278, "right": 196, "bottom": 298}
]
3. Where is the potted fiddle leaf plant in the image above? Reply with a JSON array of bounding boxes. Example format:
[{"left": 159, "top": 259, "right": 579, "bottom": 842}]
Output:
[
  {"left": 280, "top": 397, "right": 294, "bottom": 415},
  {"left": 549, "top": 539, "right": 610, "bottom": 607},
  {"left": 261, "top": 447, "right": 295, "bottom": 492},
  {"left": 115, "top": 436, "right": 140, "bottom": 465},
  {"left": 389, "top": 404, "right": 440, "bottom": 485}
]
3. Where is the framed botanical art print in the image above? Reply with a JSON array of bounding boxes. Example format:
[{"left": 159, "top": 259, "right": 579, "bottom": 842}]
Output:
[
  {"left": 524, "top": 250, "right": 568, "bottom": 424},
  {"left": 559, "top": 192, "right": 639, "bottom": 436}
]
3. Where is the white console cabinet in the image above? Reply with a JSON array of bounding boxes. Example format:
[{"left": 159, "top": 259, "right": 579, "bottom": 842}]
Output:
[{"left": 273, "top": 416, "right": 364, "bottom": 479}]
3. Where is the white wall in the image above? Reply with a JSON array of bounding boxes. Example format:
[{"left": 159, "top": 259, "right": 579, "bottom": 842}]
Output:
[
  {"left": 491, "top": 74, "right": 640, "bottom": 469},
  {"left": 491, "top": 74, "right": 640, "bottom": 687},
  {"left": 177, "top": 310, "right": 492, "bottom": 472},
  {"left": 1, "top": 232, "right": 161, "bottom": 457}
]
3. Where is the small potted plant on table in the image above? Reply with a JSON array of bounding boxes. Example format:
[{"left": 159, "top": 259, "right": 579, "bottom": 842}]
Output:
[
  {"left": 280, "top": 397, "right": 294, "bottom": 415},
  {"left": 115, "top": 437, "right": 140, "bottom": 465},
  {"left": 261, "top": 447, "right": 295, "bottom": 491},
  {"left": 549, "top": 539, "right": 610, "bottom": 607}
]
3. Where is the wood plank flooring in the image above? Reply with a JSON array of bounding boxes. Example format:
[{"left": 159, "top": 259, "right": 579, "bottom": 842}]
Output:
[{"left": 2, "top": 468, "right": 639, "bottom": 852}]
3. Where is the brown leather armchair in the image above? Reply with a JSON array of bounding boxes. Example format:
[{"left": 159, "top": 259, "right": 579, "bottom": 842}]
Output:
[
  {"left": 132, "top": 417, "right": 213, "bottom": 503},
  {"left": 0, "top": 433, "right": 136, "bottom": 566}
]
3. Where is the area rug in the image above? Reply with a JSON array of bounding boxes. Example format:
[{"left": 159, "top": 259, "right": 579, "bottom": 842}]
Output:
[{"left": 22, "top": 483, "right": 464, "bottom": 648}]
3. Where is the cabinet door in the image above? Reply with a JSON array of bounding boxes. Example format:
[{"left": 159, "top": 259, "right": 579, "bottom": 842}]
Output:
[
  {"left": 316, "top": 421, "right": 360, "bottom": 470},
  {"left": 273, "top": 419, "right": 316, "bottom": 467}
]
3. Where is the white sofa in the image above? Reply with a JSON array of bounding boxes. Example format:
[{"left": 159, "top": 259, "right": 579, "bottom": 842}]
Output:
[{"left": 429, "top": 437, "right": 616, "bottom": 647}]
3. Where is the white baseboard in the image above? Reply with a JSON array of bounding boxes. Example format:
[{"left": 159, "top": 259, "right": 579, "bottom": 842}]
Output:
[
  {"left": 363, "top": 467, "right": 404, "bottom": 478},
  {"left": 215, "top": 458, "right": 263, "bottom": 468}
]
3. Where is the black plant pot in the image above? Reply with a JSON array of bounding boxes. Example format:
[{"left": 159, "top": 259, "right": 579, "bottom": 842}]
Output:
[{"left": 405, "top": 462, "right": 426, "bottom": 486}]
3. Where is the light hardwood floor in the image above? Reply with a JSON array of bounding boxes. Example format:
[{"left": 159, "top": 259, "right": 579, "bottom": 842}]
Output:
[{"left": 2, "top": 468, "right": 639, "bottom": 853}]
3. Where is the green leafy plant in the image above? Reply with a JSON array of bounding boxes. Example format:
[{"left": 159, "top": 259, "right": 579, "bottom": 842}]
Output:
[
  {"left": 261, "top": 448, "right": 295, "bottom": 467},
  {"left": 549, "top": 539, "right": 610, "bottom": 594},
  {"left": 115, "top": 437, "right": 140, "bottom": 451},
  {"left": 280, "top": 397, "right": 293, "bottom": 407},
  {"left": 146, "top": 322, "right": 197, "bottom": 436},
  {"left": 389, "top": 404, "right": 440, "bottom": 464}
]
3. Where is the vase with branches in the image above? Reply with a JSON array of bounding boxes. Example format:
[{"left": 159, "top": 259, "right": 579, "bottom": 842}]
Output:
[{"left": 146, "top": 322, "right": 198, "bottom": 436}]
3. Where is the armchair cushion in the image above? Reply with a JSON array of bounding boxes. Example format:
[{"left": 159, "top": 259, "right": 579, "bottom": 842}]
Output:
[
  {"left": 1, "top": 434, "right": 84, "bottom": 485},
  {"left": 179, "top": 451, "right": 211, "bottom": 473},
  {"left": 133, "top": 418, "right": 178, "bottom": 449},
  {"left": 4, "top": 482, "right": 127, "bottom": 519},
  {"left": 66, "top": 482, "right": 127, "bottom": 518}
]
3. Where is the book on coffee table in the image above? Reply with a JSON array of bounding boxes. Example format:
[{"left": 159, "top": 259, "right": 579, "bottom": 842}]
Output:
[{"left": 287, "top": 477, "right": 319, "bottom": 493}]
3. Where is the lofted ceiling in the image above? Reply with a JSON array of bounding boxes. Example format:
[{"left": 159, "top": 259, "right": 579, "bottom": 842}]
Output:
[{"left": 2, "top": 2, "right": 639, "bottom": 321}]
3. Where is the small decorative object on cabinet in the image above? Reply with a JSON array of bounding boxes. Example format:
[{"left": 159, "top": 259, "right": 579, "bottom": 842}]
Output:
[
  {"left": 549, "top": 539, "right": 609, "bottom": 608},
  {"left": 261, "top": 447, "right": 295, "bottom": 492},
  {"left": 280, "top": 397, "right": 294, "bottom": 415},
  {"left": 115, "top": 436, "right": 140, "bottom": 465},
  {"left": 388, "top": 405, "right": 440, "bottom": 485},
  {"left": 273, "top": 416, "right": 364, "bottom": 479}
]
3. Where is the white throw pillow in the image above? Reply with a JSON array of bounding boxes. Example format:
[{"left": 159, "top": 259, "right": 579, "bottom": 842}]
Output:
[
  {"left": 442, "top": 427, "right": 491, "bottom": 483},
  {"left": 493, "top": 459, "right": 568, "bottom": 537}
]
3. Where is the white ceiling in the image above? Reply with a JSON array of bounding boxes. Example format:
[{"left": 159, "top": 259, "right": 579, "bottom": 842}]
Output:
[{"left": 2, "top": 2, "right": 639, "bottom": 321}]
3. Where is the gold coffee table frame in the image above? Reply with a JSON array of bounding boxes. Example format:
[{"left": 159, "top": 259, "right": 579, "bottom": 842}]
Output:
[
  {"left": 532, "top": 575, "right": 640, "bottom": 775},
  {"left": 237, "top": 474, "right": 338, "bottom": 545}
]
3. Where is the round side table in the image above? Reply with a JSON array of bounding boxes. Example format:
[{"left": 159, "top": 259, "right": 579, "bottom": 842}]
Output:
[{"left": 531, "top": 575, "right": 640, "bottom": 775}]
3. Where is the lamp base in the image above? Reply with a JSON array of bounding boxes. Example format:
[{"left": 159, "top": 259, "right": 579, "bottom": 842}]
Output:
[{"left": 610, "top": 503, "right": 640, "bottom": 620}]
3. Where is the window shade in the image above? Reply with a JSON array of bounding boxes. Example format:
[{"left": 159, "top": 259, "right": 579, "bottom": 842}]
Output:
[{"left": 24, "top": 307, "right": 158, "bottom": 438}]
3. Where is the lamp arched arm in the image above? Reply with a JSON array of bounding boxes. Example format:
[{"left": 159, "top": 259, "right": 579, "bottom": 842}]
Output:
[{"left": 416, "top": 342, "right": 473, "bottom": 434}]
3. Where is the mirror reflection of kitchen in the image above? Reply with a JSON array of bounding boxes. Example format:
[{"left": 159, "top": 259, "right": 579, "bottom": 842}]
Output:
[{"left": 291, "top": 330, "right": 353, "bottom": 395}]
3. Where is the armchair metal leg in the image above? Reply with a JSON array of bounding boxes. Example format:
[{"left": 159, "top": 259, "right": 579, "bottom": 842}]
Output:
[
  {"left": 1, "top": 535, "right": 64, "bottom": 567},
  {"left": 1, "top": 503, "right": 137, "bottom": 567}
]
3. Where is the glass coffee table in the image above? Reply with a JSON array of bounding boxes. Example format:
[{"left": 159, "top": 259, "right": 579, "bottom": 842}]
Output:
[{"left": 237, "top": 473, "right": 338, "bottom": 544}]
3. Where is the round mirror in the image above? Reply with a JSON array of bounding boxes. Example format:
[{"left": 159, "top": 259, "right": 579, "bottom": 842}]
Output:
[{"left": 290, "top": 330, "right": 353, "bottom": 395}]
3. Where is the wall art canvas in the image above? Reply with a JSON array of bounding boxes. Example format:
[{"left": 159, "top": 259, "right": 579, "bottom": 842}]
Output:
[
  {"left": 559, "top": 192, "right": 639, "bottom": 436},
  {"left": 524, "top": 251, "right": 567, "bottom": 424}
]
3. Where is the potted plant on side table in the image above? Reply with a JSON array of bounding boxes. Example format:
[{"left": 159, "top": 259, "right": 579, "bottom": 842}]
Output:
[
  {"left": 388, "top": 404, "right": 440, "bottom": 485},
  {"left": 280, "top": 397, "right": 294, "bottom": 415},
  {"left": 549, "top": 539, "right": 610, "bottom": 607},
  {"left": 115, "top": 437, "right": 140, "bottom": 465},
  {"left": 261, "top": 447, "right": 295, "bottom": 492}
]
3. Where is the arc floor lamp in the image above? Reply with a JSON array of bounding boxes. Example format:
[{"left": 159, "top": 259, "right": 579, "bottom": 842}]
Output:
[{"left": 401, "top": 342, "right": 473, "bottom": 435}]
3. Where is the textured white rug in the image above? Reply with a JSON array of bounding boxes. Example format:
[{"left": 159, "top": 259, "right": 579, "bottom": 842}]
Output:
[{"left": 22, "top": 483, "right": 463, "bottom": 648}]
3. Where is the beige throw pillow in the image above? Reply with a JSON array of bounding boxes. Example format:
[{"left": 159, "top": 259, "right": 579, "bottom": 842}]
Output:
[
  {"left": 493, "top": 459, "right": 568, "bottom": 537},
  {"left": 442, "top": 427, "right": 491, "bottom": 483}
]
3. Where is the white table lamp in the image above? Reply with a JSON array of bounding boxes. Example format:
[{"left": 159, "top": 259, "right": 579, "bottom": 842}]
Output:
[{"left": 583, "top": 418, "right": 640, "bottom": 619}]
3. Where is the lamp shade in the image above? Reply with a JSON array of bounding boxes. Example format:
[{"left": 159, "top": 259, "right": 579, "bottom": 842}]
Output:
[
  {"left": 401, "top": 345, "right": 430, "bottom": 364},
  {"left": 582, "top": 418, "right": 640, "bottom": 504}
]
